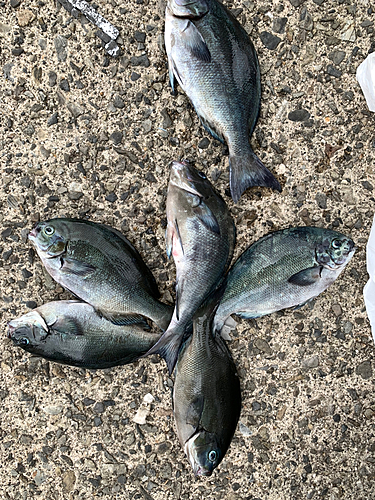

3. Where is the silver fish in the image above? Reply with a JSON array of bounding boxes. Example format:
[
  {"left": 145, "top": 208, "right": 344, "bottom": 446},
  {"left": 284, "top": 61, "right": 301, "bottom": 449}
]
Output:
[
  {"left": 8, "top": 301, "right": 160, "bottom": 369},
  {"left": 165, "top": 0, "right": 281, "bottom": 202},
  {"left": 214, "top": 227, "right": 356, "bottom": 332},
  {"left": 28, "top": 218, "right": 173, "bottom": 330},
  {"left": 173, "top": 297, "right": 241, "bottom": 476},
  {"left": 146, "top": 160, "right": 236, "bottom": 373}
]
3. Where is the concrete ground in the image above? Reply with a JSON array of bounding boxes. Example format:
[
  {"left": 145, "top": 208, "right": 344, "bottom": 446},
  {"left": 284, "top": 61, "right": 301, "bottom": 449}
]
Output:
[{"left": 1, "top": 0, "right": 375, "bottom": 498}]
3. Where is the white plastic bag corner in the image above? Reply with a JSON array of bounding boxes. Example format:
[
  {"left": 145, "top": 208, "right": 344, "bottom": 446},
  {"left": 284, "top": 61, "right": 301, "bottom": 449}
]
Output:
[
  {"left": 356, "top": 52, "right": 375, "bottom": 112},
  {"left": 363, "top": 215, "right": 375, "bottom": 343}
]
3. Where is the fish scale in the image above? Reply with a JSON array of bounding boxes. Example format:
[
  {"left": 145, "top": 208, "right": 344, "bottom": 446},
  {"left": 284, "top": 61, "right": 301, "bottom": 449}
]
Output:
[
  {"left": 8, "top": 301, "right": 160, "bottom": 369},
  {"left": 29, "top": 218, "right": 173, "bottom": 330},
  {"left": 173, "top": 301, "right": 241, "bottom": 476},
  {"left": 165, "top": 0, "right": 281, "bottom": 202},
  {"left": 145, "top": 161, "right": 235, "bottom": 373},
  {"left": 214, "top": 227, "right": 356, "bottom": 332}
]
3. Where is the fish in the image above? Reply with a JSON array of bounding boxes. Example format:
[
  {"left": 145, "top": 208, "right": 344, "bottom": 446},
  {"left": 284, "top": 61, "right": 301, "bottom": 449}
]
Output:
[
  {"left": 173, "top": 295, "right": 241, "bottom": 477},
  {"left": 28, "top": 218, "right": 173, "bottom": 330},
  {"left": 146, "top": 160, "right": 236, "bottom": 373},
  {"left": 165, "top": 0, "right": 281, "bottom": 202},
  {"left": 7, "top": 300, "right": 160, "bottom": 369},
  {"left": 213, "top": 227, "right": 356, "bottom": 332}
]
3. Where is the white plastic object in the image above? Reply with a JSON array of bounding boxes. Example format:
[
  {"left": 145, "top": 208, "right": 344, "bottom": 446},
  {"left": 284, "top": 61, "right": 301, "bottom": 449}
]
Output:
[
  {"left": 363, "top": 215, "right": 375, "bottom": 343},
  {"left": 356, "top": 52, "right": 375, "bottom": 112}
]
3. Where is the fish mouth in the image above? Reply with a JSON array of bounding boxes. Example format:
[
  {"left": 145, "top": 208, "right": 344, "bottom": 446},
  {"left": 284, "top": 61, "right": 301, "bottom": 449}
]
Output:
[
  {"left": 28, "top": 226, "right": 38, "bottom": 239},
  {"left": 7, "top": 323, "right": 15, "bottom": 339},
  {"left": 194, "top": 466, "right": 212, "bottom": 477},
  {"left": 169, "top": 160, "right": 202, "bottom": 197}
]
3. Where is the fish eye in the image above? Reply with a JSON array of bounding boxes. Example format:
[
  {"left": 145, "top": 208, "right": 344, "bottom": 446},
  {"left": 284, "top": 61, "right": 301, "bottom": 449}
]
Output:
[
  {"left": 331, "top": 239, "right": 341, "bottom": 249},
  {"left": 197, "top": 171, "right": 207, "bottom": 179},
  {"left": 20, "top": 337, "right": 30, "bottom": 346},
  {"left": 208, "top": 450, "right": 217, "bottom": 462},
  {"left": 44, "top": 226, "right": 55, "bottom": 236}
]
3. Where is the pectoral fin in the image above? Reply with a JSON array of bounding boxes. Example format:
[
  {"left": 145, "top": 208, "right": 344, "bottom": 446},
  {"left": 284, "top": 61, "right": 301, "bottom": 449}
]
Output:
[
  {"left": 288, "top": 266, "right": 323, "bottom": 287},
  {"left": 168, "top": 59, "right": 177, "bottom": 93},
  {"left": 54, "top": 318, "right": 84, "bottom": 336},
  {"left": 186, "top": 395, "right": 205, "bottom": 429},
  {"left": 195, "top": 205, "right": 220, "bottom": 235},
  {"left": 166, "top": 223, "right": 174, "bottom": 259},
  {"left": 60, "top": 257, "right": 96, "bottom": 276},
  {"left": 96, "top": 309, "right": 150, "bottom": 329},
  {"left": 180, "top": 20, "right": 211, "bottom": 63}
]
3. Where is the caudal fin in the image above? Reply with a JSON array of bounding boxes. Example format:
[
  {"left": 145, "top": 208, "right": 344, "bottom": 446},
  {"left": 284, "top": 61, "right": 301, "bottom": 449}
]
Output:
[
  {"left": 143, "top": 326, "right": 185, "bottom": 375},
  {"left": 229, "top": 151, "right": 281, "bottom": 203}
]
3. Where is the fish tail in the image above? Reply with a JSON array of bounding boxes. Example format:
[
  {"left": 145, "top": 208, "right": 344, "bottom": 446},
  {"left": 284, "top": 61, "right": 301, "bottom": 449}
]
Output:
[
  {"left": 229, "top": 151, "right": 281, "bottom": 203},
  {"left": 144, "top": 325, "right": 184, "bottom": 374}
]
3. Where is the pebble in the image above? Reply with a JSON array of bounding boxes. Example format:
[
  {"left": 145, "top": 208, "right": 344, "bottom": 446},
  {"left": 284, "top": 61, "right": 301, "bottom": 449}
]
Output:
[
  {"left": 328, "top": 50, "right": 346, "bottom": 65},
  {"left": 110, "top": 131, "right": 123, "bottom": 144},
  {"left": 254, "top": 338, "right": 272, "bottom": 355},
  {"left": 42, "top": 405, "right": 63, "bottom": 415},
  {"left": 239, "top": 421, "right": 252, "bottom": 437},
  {"left": 340, "top": 20, "right": 356, "bottom": 42},
  {"left": 326, "top": 65, "right": 342, "bottom": 78},
  {"left": 23, "top": 124, "right": 35, "bottom": 136},
  {"left": 302, "top": 355, "right": 319, "bottom": 369},
  {"left": 299, "top": 8, "right": 313, "bottom": 31},
  {"left": 47, "top": 112, "right": 58, "bottom": 126},
  {"left": 54, "top": 35, "right": 68, "bottom": 62},
  {"left": 161, "top": 109, "right": 172, "bottom": 128},
  {"left": 288, "top": 109, "right": 310, "bottom": 122},
  {"left": 142, "top": 119, "right": 152, "bottom": 133},
  {"left": 273, "top": 17, "right": 287, "bottom": 34},
  {"left": 315, "top": 192, "right": 327, "bottom": 209},
  {"left": 67, "top": 102, "right": 83, "bottom": 118},
  {"left": 48, "top": 71, "right": 57, "bottom": 87},
  {"left": 62, "top": 471, "right": 76, "bottom": 493},
  {"left": 113, "top": 94, "right": 125, "bottom": 109},
  {"left": 130, "top": 55, "right": 150, "bottom": 67},
  {"left": 356, "top": 360, "right": 373, "bottom": 380},
  {"left": 260, "top": 32, "right": 282, "bottom": 50},
  {"left": 131, "top": 72, "right": 140, "bottom": 81},
  {"left": 198, "top": 137, "right": 210, "bottom": 149},
  {"left": 10, "top": 0, "right": 21, "bottom": 7},
  {"left": 93, "top": 402, "right": 105, "bottom": 414},
  {"left": 59, "top": 79, "right": 70, "bottom": 92},
  {"left": 106, "top": 193, "right": 117, "bottom": 203},
  {"left": 17, "top": 9, "right": 35, "bottom": 27},
  {"left": 25, "top": 300, "right": 37, "bottom": 309},
  {"left": 331, "top": 304, "right": 342, "bottom": 317}
]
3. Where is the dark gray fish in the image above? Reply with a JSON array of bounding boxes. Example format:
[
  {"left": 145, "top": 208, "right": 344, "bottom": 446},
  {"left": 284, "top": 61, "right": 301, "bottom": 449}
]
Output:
[
  {"left": 146, "top": 160, "right": 235, "bottom": 373},
  {"left": 7, "top": 301, "right": 160, "bottom": 369},
  {"left": 214, "top": 227, "right": 356, "bottom": 332},
  {"left": 28, "top": 218, "right": 173, "bottom": 330},
  {"left": 165, "top": 0, "right": 281, "bottom": 202},
  {"left": 173, "top": 296, "right": 241, "bottom": 476}
]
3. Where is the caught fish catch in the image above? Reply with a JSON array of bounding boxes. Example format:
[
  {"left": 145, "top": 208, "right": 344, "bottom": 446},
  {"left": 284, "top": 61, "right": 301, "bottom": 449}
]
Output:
[
  {"left": 8, "top": 301, "right": 160, "bottom": 369},
  {"left": 173, "top": 296, "right": 241, "bottom": 477},
  {"left": 28, "top": 218, "right": 173, "bottom": 330},
  {"left": 146, "top": 160, "right": 236, "bottom": 373},
  {"left": 165, "top": 0, "right": 281, "bottom": 202},
  {"left": 214, "top": 227, "right": 355, "bottom": 332}
]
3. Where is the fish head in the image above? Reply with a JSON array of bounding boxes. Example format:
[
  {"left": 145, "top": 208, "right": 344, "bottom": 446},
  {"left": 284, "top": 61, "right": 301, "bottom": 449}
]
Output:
[
  {"left": 8, "top": 311, "right": 50, "bottom": 352},
  {"left": 169, "top": 160, "right": 215, "bottom": 204},
  {"left": 167, "top": 0, "right": 209, "bottom": 18},
  {"left": 316, "top": 234, "right": 356, "bottom": 270},
  {"left": 185, "top": 430, "right": 222, "bottom": 477},
  {"left": 29, "top": 220, "right": 67, "bottom": 258}
]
